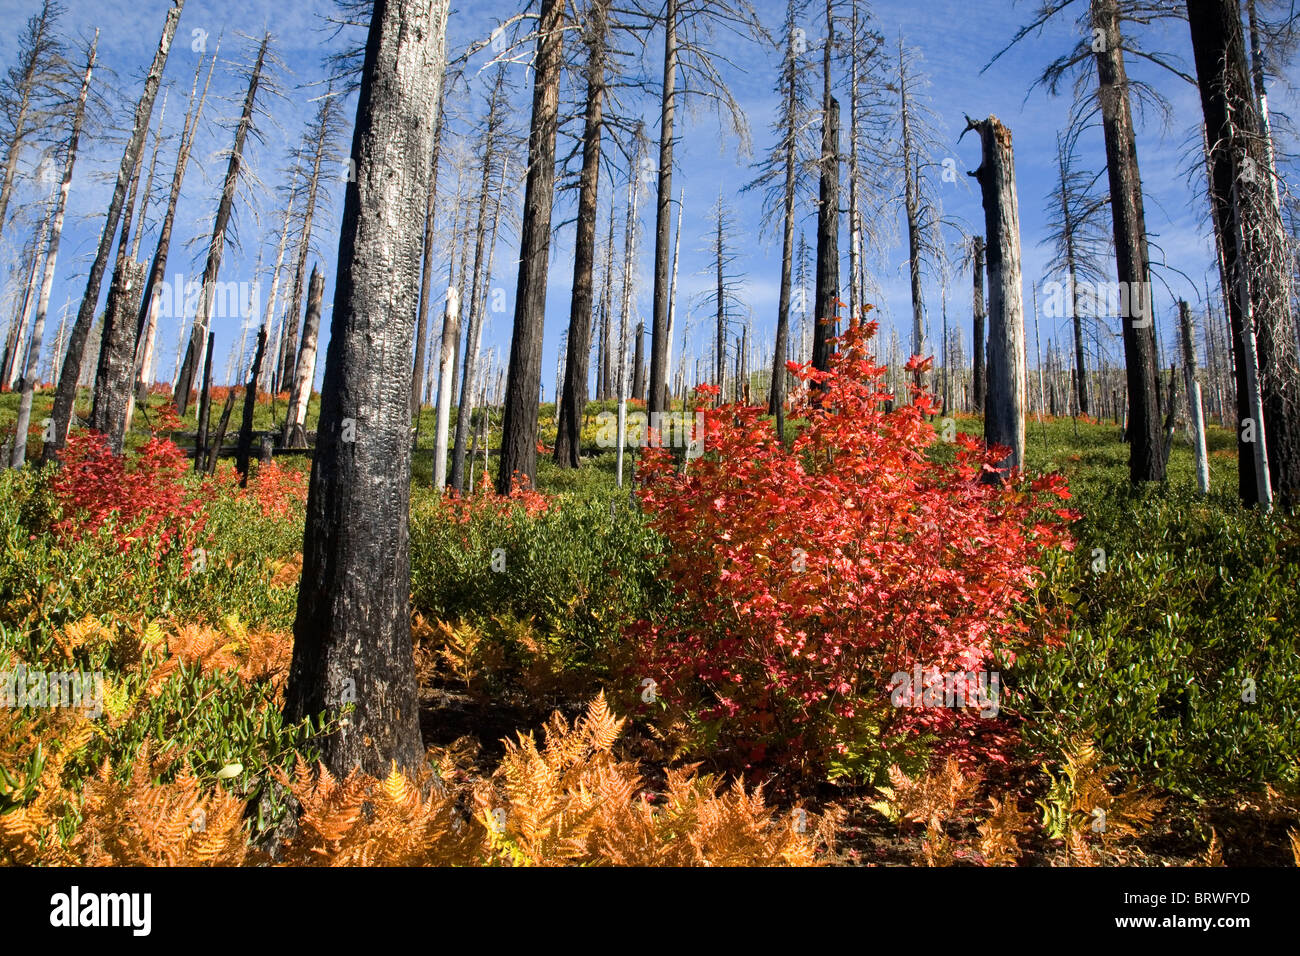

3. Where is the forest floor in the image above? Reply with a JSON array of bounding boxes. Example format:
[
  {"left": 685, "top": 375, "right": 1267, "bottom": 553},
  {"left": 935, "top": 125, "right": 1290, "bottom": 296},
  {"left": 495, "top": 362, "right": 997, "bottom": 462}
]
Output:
[{"left": 2, "top": 387, "right": 1297, "bottom": 866}]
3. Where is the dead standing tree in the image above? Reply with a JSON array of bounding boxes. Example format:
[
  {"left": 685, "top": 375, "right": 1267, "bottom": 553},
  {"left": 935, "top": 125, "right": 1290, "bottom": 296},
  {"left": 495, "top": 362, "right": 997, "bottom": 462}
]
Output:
[
  {"left": 497, "top": 0, "right": 566, "bottom": 495},
  {"left": 645, "top": 0, "right": 755, "bottom": 415},
  {"left": 282, "top": 0, "right": 450, "bottom": 778},
  {"left": 175, "top": 32, "right": 273, "bottom": 418},
  {"left": 743, "top": 0, "right": 816, "bottom": 439},
  {"left": 0, "top": 0, "right": 69, "bottom": 244},
  {"left": 450, "top": 67, "right": 511, "bottom": 493},
  {"left": 11, "top": 31, "right": 95, "bottom": 468},
  {"left": 43, "top": 0, "right": 183, "bottom": 466},
  {"left": 274, "top": 85, "right": 346, "bottom": 399},
  {"left": 554, "top": 0, "right": 614, "bottom": 469},
  {"left": 986, "top": 0, "right": 1181, "bottom": 484},
  {"left": 1187, "top": 0, "right": 1300, "bottom": 509},
  {"left": 965, "top": 115, "right": 1027, "bottom": 476}
]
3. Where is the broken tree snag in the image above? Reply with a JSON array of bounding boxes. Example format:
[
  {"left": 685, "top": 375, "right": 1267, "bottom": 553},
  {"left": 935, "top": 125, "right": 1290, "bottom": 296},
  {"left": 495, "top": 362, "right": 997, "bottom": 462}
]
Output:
[
  {"left": 966, "top": 115, "right": 1027, "bottom": 475},
  {"left": 282, "top": 264, "right": 325, "bottom": 449},
  {"left": 282, "top": 0, "right": 448, "bottom": 778}
]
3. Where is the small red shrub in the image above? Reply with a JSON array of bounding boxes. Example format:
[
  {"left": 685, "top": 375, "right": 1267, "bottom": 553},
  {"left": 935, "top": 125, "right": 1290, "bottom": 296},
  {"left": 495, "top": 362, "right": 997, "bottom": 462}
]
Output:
[
  {"left": 634, "top": 317, "right": 1075, "bottom": 773},
  {"left": 51, "top": 431, "right": 211, "bottom": 562}
]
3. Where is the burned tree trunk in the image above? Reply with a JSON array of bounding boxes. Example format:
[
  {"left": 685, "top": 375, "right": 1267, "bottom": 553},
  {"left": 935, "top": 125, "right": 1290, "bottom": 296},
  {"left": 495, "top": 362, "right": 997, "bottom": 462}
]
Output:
[
  {"left": 1179, "top": 299, "right": 1210, "bottom": 495},
  {"left": 812, "top": 3, "right": 839, "bottom": 375},
  {"left": 971, "top": 235, "right": 987, "bottom": 415},
  {"left": 648, "top": 0, "right": 678, "bottom": 414},
  {"left": 1091, "top": 0, "right": 1163, "bottom": 483},
  {"left": 88, "top": 257, "right": 147, "bottom": 452},
  {"left": 497, "top": 0, "right": 565, "bottom": 495},
  {"left": 966, "top": 116, "right": 1027, "bottom": 474},
  {"left": 1187, "top": 0, "right": 1300, "bottom": 508},
  {"left": 282, "top": 265, "right": 324, "bottom": 448},
  {"left": 192, "top": 330, "right": 215, "bottom": 473},
  {"left": 43, "top": 0, "right": 183, "bottom": 465},
  {"left": 555, "top": 0, "right": 611, "bottom": 468},
  {"left": 235, "top": 324, "right": 266, "bottom": 484},
  {"left": 282, "top": 0, "right": 448, "bottom": 777}
]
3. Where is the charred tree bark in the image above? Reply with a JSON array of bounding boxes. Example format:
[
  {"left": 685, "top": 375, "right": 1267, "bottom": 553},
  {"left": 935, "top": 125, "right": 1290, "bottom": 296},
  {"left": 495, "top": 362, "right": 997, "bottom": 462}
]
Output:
[
  {"left": 648, "top": 0, "right": 677, "bottom": 414},
  {"left": 235, "top": 324, "right": 266, "bottom": 484},
  {"left": 192, "top": 330, "right": 215, "bottom": 473},
  {"left": 282, "top": 0, "right": 448, "bottom": 777},
  {"left": 1187, "top": 0, "right": 1300, "bottom": 508},
  {"left": 497, "top": 0, "right": 565, "bottom": 495},
  {"left": 42, "top": 0, "right": 183, "bottom": 465},
  {"left": 971, "top": 235, "right": 987, "bottom": 415},
  {"left": 967, "top": 115, "right": 1027, "bottom": 474},
  {"left": 1091, "top": 0, "right": 1163, "bottom": 483},
  {"left": 555, "top": 0, "right": 610, "bottom": 468},
  {"left": 88, "top": 257, "right": 146, "bottom": 452}
]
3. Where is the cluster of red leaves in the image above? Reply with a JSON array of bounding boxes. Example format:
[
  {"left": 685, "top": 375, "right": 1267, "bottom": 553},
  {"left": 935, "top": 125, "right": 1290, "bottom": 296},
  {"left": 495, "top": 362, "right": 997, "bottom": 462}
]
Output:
[
  {"left": 634, "top": 319, "right": 1076, "bottom": 771},
  {"left": 50, "top": 431, "right": 212, "bottom": 564},
  {"left": 244, "top": 461, "right": 309, "bottom": 519},
  {"left": 441, "top": 474, "right": 551, "bottom": 523}
]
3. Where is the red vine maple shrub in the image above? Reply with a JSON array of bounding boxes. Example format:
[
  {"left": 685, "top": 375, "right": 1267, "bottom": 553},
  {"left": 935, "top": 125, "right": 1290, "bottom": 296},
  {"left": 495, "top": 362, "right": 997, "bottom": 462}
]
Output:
[
  {"left": 244, "top": 461, "right": 309, "bottom": 520},
  {"left": 633, "top": 319, "right": 1075, "bottom": 776},
  {"left": 50, "top": 431, "right": 211, "bottom": 563}
]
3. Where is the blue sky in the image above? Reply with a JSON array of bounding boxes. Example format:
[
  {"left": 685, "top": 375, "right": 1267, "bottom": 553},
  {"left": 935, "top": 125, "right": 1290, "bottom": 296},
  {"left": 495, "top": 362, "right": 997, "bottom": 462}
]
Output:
[{"left": 0, "top": 0, "right": 1278, "bottom": 396}]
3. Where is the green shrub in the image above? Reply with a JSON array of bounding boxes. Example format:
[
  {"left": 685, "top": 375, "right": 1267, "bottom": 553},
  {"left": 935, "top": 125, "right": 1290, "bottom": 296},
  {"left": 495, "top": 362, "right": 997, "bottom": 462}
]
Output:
[{"left": 1013, "top": 478, "right": 1300, "bottom": 795}]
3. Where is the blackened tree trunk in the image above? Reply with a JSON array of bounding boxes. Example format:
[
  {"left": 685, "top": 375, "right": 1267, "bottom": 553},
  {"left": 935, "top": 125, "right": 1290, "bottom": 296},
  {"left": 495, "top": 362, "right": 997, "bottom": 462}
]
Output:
[
  {"left": 971, "top": 235, "right": 987, "bottom": 414},
  {"left": 812, "top": 96, "right": 840, "bottom": 374},
  {"left": 497, "top": 0, "right": 565, "bottom": 495},
  {"left": 632, "top": 320, "right": 645, "bottom": 401},
  {"left": 282, "top": 265, "right": 324, "bottom": 447},
  {"left": 193, "top": 330, "right": 214, "bottom": 472},
  {"left": 282, "top": 0, "right": 448, "bottom": 778},
  {"left": 1091, "top": 0, "right": 1163, "bottom": 483},
  {"left": 1187, "top": 0, "right": 1300, "bottom": 508},
  {"left": 899, "top": 37, "right": 925, "bottom": 363},
  {"left": 176, "top": 33, "right": 269, "bottom": 416},
  {"left": 235, "top": 324, "right": 266, "bottom": 484},
  {"left": 647, "top": 0, "right": 677, "bottom": 415},
  {"left": 555, "top": 0, "right": 610, "bottom": 468},
  {"left": 42, "top": 0, "right": 183, "bottom": 465},
  {"left": 967, "top": 115, "right": 1027, "bottom": 474},
  {"left": 769, "top": 10, "right": 800, "bottom": 438},
  {"left": 88, "top": 257, "right": 146, "bottom": 452}
]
